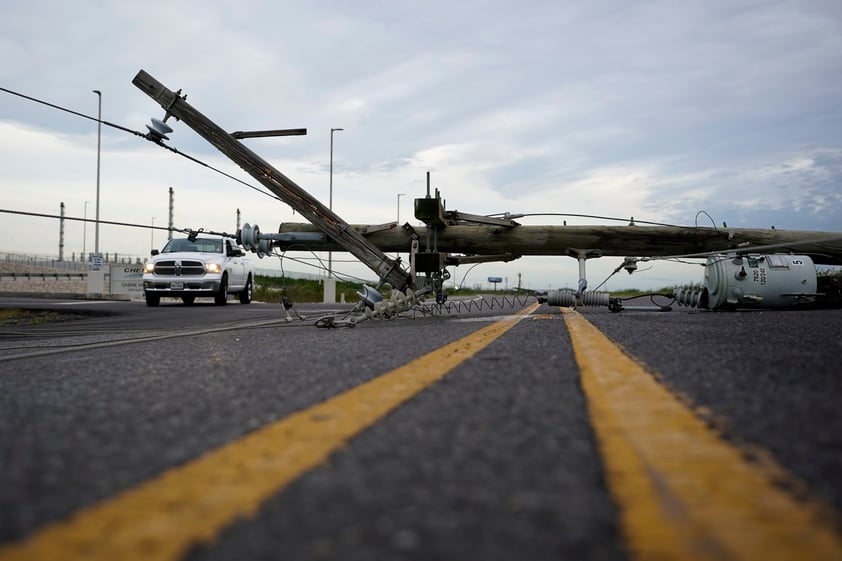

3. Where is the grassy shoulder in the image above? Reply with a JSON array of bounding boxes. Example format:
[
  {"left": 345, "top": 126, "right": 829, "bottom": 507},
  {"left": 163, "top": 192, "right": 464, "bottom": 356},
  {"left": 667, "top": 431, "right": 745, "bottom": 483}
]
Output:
[
  {"left": 253, "top": 276, "right": 548, "bottom": 304},
  {"left": 0, "top": 308, "right": 83, "bottom": 325},
  {"left": 253, "top": 274, "right": 693, "bottom": 304},
  {"left": 254, "top": 276, "right": 366, "bottom": 304}
]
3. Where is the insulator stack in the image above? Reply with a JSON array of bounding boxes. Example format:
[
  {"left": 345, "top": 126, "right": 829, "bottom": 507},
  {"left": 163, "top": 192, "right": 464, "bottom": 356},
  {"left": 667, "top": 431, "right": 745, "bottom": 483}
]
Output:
[
  {"left": 363, "top": 288, "right": 418, "bottom": 320},
  {"left": 673, "top": 288, "right": 707, "bottom": 308},
  {"left": 546, "top": 290, "right": 610, "bottom": 307}
]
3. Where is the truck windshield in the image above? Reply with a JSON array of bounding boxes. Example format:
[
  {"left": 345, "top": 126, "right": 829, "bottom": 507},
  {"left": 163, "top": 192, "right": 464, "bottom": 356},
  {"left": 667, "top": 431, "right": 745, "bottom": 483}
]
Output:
[{"left": 162, "top": 238, "right": 223, "bottom": 253}]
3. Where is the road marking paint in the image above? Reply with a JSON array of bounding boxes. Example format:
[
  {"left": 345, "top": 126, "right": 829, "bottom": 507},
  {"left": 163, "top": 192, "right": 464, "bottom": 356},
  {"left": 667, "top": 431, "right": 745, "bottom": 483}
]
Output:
[
  {"left": 562, "top": 308, "right": 842, "bottom": 561},
  {"left": 453, "top": 314, "right": 530, "bottom": 322},
  {"left": 0, "top": 303, "right": 540, "bottom": 561}
]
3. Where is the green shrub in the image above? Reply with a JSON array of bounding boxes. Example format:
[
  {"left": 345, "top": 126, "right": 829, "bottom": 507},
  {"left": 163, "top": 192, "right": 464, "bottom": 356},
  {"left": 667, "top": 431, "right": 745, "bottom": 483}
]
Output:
[{"left": 253, "top": 276, "right": 366, "bottom": 304}]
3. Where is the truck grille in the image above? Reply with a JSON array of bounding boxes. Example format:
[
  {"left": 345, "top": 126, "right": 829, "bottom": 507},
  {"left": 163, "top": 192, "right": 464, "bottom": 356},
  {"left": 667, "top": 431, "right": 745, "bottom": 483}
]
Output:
[{"left": 153, "top": 260, "right": 205, "bottom": 276}]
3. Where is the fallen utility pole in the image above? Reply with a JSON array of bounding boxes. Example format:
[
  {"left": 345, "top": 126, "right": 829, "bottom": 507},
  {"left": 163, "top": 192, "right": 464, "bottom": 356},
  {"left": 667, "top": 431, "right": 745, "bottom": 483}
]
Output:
[
  {"left": 132, "top": 70, "right": 842, "bottom": 275},
  {"left": 132, "top": 69, "right": 412, "bottom": 290},
  {"left": 276, "top": 223, "right": 842, "bottom": 266}
]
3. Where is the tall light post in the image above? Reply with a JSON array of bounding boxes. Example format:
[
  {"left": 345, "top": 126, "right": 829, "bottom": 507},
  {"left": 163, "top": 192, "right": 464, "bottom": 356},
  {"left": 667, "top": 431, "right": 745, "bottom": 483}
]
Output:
[
  {"left": 151, "top": 217, "right": 156, "bottom": 253},
  {"left": 83, "top": 200, "right": 90, "bottom": 262},
  {"left": 93, "top": 90, "right": 102, "bottom": 256},
  {"left": 396, "top": 193, "right": 406, "bottom": 224},
  {"left": 328, "top": 127, "right": 343, "bottom": 278}
]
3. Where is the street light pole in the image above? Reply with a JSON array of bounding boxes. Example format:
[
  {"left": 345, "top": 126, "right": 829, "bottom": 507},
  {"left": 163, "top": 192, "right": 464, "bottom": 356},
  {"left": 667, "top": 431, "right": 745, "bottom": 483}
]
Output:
[
  {"left": 93, "top": 90, "right": 102, "bottom": 256},
  {"left": 328, "top": 127, "right": 343, "bottom": 278},
  {"left": 396, "top": 193, "right": 406, "bottom": 224},
  {"left": 83, "top": 200, "right": 90, "bottom": 262},
  {"left": 151, "top": 217, "right": 156, "bottom": 252}
]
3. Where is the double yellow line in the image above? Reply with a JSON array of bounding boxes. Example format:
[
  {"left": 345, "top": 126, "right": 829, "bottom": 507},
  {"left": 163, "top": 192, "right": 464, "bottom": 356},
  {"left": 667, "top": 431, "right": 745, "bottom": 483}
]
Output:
[
  {"left": 0, "top": 304, "right": 539, "bottom": 561},
  {"left": 563, "top": 308, "right": 842, "bottom": 560},
  {"left": 3, "top": 304, "right": 840, "bottom": 561}
]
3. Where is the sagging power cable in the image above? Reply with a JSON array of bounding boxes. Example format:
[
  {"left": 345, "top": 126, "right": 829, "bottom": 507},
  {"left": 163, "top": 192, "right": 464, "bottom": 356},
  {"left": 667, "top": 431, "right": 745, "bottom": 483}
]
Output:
[
  {"left": 0, "top": 208, "right": 235, "bottom": 241},
  {"left": 0, "top": 84, "right": 285, "bottom": 206}
]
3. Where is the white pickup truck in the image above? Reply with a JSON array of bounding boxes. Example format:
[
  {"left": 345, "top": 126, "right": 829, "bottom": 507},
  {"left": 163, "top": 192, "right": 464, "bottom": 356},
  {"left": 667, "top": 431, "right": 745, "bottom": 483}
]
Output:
[{"left": 142, "top": 236, "right": 254, "bottom": 306}]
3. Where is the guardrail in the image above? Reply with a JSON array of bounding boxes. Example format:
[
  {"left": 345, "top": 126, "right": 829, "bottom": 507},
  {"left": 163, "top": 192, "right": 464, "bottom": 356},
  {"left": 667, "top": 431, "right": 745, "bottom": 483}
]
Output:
[
  {"left": 0, "top": 272, "right": 87, "bottom": 280},
  {"left": 1, "top": 251, "right": 145, "bottom": 271},
  {"left": 1, "top": 253, "right": 359, "bottom": 283}
]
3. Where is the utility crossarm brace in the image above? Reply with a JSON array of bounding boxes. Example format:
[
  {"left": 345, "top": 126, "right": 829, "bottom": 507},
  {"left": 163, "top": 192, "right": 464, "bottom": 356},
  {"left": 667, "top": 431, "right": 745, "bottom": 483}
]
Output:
[
  {"left": 444, "top": 210, "right": 520, "bottom": 227},
  {"left": 132, "top": 69, "right": 412, "bottom": 290},
  {"left": 230, "top": 128, "right": 307, "bottom": 139},
  {"left": 358, "top": 222, "right": 400, "bottom": 235},
  {"left": 447, "top": 253, "right": 521, "bottom": 265}
]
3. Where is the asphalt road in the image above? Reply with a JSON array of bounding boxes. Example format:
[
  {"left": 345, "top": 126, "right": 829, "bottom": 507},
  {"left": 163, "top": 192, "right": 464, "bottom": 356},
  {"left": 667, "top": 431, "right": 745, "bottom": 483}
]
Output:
[{"left": 0, "top": 294, "right": 840, "bottom": 560}]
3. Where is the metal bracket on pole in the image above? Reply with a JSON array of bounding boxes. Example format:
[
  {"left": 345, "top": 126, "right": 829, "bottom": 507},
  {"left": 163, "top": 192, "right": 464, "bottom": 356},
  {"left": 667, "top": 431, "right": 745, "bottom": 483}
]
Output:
[
  {"left": 564, "top": 248, "right": 603, "bottom": 300},
  {"left": 447, "top": 253, "right": 520, "bottom": 265},
  {"left": 410, "top": 239, "right": 419, "bottom": 280},
  {"left": 357, "top": 222, "right": 399, "bottom": 235}
]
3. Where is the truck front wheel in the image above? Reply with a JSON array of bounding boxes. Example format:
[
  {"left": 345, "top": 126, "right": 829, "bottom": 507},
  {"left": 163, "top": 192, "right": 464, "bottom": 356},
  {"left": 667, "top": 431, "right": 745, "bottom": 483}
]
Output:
[
  {"left": 214, "top": 275, "right": 228, "bottom": 306},
  {"left": 239, "top": 275, "right": 253, "bottom": 304}
]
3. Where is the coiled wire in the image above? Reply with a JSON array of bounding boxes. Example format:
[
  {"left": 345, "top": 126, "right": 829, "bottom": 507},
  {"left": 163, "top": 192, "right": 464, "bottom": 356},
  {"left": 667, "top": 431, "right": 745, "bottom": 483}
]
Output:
[{"left": 411, "top": 294, "right": 538, "bottom": 317}]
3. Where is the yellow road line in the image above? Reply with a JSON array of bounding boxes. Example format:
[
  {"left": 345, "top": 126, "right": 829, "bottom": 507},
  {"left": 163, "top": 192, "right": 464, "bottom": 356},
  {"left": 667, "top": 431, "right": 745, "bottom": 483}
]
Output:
[
  {"left": 0, "top": 303, "right": 539, "bottom": 561},
  {"left": 562, "top": 308, "right": 842, "bottom": 561}
]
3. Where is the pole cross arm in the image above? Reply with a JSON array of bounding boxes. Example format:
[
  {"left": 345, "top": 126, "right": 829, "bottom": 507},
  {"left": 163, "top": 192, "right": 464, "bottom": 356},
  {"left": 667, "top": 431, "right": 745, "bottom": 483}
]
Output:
[
  {"left": 132, "top": 70, "right": 412, "bottom": 290},
  {"left": 230, "top": 128, "right": 307, "bottom": 139},
  {"left": 446, "top": 253, "right": 521, "bottom": 265}
]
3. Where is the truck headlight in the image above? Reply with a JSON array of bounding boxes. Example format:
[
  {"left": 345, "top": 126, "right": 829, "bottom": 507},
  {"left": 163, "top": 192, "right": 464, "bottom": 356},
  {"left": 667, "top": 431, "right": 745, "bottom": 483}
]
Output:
[
  {"left": 144, "top": 262, "right": 155, "bottom": 273},
  {"left": 205, "top": 263, "right": 222, "bottom": 274}
]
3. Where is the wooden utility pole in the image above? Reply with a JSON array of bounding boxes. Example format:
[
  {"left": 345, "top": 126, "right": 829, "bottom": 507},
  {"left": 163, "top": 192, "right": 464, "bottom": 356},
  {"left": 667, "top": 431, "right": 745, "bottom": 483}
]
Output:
[
  {"left": 132, "top": 69, "right": 842, "bottom": 274},
  {"left": 132, "top": 70, "right": 412, "bottom": 290},
  {"left": 275, "top": 223, "right": 842, "bottom": 266}
]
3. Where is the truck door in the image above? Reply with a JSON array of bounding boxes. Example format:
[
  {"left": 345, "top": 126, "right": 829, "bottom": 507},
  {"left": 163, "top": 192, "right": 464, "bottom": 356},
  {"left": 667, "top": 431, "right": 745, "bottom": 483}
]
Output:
[{"left": 225, "top": 240, "right": 246, "bottom": 288}]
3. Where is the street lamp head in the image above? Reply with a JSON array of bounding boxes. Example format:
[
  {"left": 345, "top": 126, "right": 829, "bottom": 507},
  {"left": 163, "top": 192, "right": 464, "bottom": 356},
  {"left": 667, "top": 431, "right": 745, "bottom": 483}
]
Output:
[{"left": 331, "top": 127, "right": 344, "bottom": 133}]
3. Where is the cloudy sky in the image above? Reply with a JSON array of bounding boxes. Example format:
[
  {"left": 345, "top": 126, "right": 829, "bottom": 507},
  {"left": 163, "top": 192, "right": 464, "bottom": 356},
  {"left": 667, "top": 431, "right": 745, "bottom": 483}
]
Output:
[{"left": 1, "top": 0, "right": 840, "bottom": 290}]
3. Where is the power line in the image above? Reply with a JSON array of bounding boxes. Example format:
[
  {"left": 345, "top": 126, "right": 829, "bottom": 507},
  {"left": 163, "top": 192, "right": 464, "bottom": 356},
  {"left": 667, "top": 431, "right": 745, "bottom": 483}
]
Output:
[
  {"left": 513, "top": 213, "right": 684, "bottom": 228},
  {"left": 0, "top": 207, "right": 185, "bottom": 234},
  {"left": 0, "top": 85, "right": 712, "bottom": 231},
  {"left": 0, "top": 84, "right": 285, "bottom": 205},
  {"left": 0, "top": 85, "right": 142, "bottom": 137}
]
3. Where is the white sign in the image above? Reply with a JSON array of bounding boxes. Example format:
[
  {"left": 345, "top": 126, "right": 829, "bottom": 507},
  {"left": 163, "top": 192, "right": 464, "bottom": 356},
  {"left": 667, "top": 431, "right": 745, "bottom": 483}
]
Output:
[{"left": 110, "top": 265, "right": 144, "bottom": 297}]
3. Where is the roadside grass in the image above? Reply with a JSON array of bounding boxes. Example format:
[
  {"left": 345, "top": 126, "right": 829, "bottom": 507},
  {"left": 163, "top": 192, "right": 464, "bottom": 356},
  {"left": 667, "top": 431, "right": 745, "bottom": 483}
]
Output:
[
  {"left": 252, "top": 278, "right": 690, "bottom": 303},
  {"left": 0, "top": 309, "right": 68, "bottom": 325},
  {"left": 253, "top": 276, "right": 366, "bottom": 304}
]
